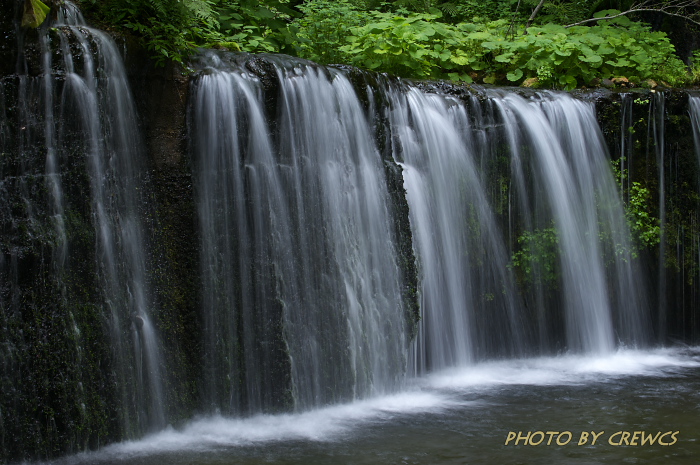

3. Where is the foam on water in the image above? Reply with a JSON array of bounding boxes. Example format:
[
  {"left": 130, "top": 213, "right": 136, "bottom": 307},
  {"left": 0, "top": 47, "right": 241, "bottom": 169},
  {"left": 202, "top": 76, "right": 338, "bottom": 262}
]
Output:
[
  {"left": 39, "top": 348, "right": 699, "bottom": 464},
  {"left": 49, "top": 392, "right": 453, "bottom": 463},
  {"left": 425, "top": 347, "right": 700, "bottom": 390}
]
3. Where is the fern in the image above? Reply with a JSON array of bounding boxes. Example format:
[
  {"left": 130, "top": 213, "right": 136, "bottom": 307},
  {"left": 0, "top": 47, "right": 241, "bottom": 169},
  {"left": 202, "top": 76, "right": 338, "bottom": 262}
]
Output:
[
  {"left": 186, "top": 0, "right": 220, "bottom": 28},
  {"left": 147, "top": 0, "right": 168, "bottom": 17},
  {"left": 438, "top": 2, "right": 459, "bottom": 16}
]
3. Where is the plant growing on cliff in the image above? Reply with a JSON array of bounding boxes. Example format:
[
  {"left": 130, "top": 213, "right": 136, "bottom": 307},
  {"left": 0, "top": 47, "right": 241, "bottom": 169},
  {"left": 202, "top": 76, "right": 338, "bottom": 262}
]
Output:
[
  {"left": 511, "top": 225, "right": 560, "bottom": 287},
  {"left": 83, "top": 0, "right": 219, "bottom": 64},
  {"left": 611, "top": 157, "right": 661, "bottom": 254},
  {"left": 22, "top": 0, "right": 51, "bottom": 28}
]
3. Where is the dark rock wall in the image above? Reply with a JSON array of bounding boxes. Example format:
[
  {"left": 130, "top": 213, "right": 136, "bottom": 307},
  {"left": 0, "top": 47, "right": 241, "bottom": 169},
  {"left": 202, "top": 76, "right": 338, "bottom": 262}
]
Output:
[
  {"left": 0, "top": 2, "right": 199, "bottom": 461},
  {"left": 595, "top": 90, "right": 700, "bottom": 344},
  {"left": 1, "top": 27, "right": 119, "bottom": 465},
  {"left": 122, "top": 39, "right": 203, "bottom": 426}
]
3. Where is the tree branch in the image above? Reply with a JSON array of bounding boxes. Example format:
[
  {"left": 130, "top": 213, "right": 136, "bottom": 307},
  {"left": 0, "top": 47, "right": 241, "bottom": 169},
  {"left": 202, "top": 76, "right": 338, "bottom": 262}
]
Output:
[
  {"left": 525, "top": 0, "right": 547, "bottom": 29},
  {"left": 564, "top": 0, "right": 700, "bottom": 28},
  {"left": 506, "top": 0, "right": 522, "bottom": 39}
]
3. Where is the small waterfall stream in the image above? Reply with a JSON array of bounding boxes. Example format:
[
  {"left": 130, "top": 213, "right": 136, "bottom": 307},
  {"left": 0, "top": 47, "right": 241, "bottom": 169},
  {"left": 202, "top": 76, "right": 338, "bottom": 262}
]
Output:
[
  {"left": 386, "top": 85, "right": 649, "bottom": 365},
  {"left": 191, "top": 54, "right": 408, "bottom": 412},
  {"left": 386, "top": 86, "right": 525, "bottom": 372},
  {"left": 8, "top": 1, "right": 165, "bottom": 437}
]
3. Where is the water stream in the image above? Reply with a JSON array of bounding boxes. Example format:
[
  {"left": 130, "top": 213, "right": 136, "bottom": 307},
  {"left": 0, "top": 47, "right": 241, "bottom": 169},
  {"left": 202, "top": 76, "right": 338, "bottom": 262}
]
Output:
[
  {"left": 30, "top": 348, "right": 700, "bottom": 465},
  {"left": 10, "top": 1, "right": 165, "bottom": 435}
]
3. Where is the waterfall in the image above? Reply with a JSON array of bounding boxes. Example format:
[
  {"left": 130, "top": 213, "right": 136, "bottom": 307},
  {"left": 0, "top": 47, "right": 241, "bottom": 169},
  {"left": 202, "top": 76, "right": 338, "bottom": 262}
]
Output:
[
  {"left": 650, "top": 93, "right": 667, "bottom": 343},
  {"left": 191, "top": 53, "right": 652, "bottom": 389},
  {"left": 2, "top": 3, "right": 680, "bottom": 456},
  {"left": 386, "top": 86, "right": 525, "bottom": 372},
  {"left": 191, "top": 53, "right": 409, "bottom": 412},
  {"left": 386, "top": 85, "right": 650, "bottom": 366},
  {"left": 498, "top": 91, "right": 649, "bottom": 352},
  {"left": 10, "top": 1, "right": 165, "bottom": 435},
  {"left": 691, "top": 96, "right": 700, "bottom": 168}
]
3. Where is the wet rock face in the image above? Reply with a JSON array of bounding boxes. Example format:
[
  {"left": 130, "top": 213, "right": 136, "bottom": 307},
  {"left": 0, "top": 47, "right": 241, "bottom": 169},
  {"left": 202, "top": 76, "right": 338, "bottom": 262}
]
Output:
[
  {"left": 0, "top": 5, "right": 195, "bottom": 462},
  {"left": 0, "top": 2, "right": 19, "bottom": 76}
]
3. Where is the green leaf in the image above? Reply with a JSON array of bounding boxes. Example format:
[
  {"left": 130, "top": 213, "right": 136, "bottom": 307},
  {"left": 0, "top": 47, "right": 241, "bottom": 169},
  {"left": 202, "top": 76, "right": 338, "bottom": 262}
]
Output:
[
  {"left": 467, "top": 31, "right": 493, "bottom": 41},
  {"left": 450, "top": 54, "right": 471, "bottom": 66},
  {"left": 580, "top": 54, "right": 602, "bottom": 63},
  {"left": 482, "top": 41, "right": 503, "bottom": 50},
  {"left": 605, "top": 58, "right": 631, "bottom": 68},
  {"left": 507, "top": 69, "right": 523, "bottom": 81},
  {"left": 21, "top": 0, "right": 50, "bottom": 28},
  {"left": 495, "top": 53, "right": 513, "bottom": 63},
  {"left": 448, "top": 72, "right": 473, "bottom": 83}
]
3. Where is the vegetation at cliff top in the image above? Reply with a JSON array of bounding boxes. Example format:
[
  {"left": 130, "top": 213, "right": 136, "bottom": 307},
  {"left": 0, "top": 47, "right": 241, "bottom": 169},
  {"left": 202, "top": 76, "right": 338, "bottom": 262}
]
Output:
[{"left": 76, "top": 0, "right": 700, "bottom": 88}]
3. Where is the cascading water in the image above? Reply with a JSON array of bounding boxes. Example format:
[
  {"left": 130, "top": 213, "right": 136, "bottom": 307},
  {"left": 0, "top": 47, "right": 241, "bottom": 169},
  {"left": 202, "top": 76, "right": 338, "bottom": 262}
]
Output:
[
  {"left": 650, "top": 93, "right": 667, "bottom": 342},
  {"left": 691, "top": 95, "right": 700, "bottom": 167},
  {"left": 386, "top": 86, "right": 525, "bottom": 373},
  {"left": 618, "top": 93, "right": 634, "bottom": 200},
  {"left": 191, "top": 53, "right": 410, "bottom": 412},
  {"left": 387, "top": 85, "right": 650, "bottom": 367},
  {"left": 9, "top": 1, "right": 164, "bottom": 436},
  {"left": 59, "top": 2, "right": 165, "bottom": 433}
]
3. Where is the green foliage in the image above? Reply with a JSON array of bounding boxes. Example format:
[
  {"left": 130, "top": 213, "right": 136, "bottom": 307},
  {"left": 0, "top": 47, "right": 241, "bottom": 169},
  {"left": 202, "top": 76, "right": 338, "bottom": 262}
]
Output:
[
  {"left": 203, "top": 0, "right": 300, "bottom": 53},
  {"left": 531, "top": 0, "right": 599, "bottom": 25},
  {"left": 496, "top": 18, "right": 688, "bottom": 89},
  {"left": 626, "top": 182, "right": 660, "bottom": 249},
  {"left": 81, "top": 0, "right": 693, "bottom": 86},
  {"left": 22, "top": 0, "right": 51, "bottom": 28},
  {"left": 436, "top": 0, "right": 519, "bottom": 22},
  {"left": 83, "top": 0, "right": 298, "bottom": 65},
  {"left": 690, "top": 50, "right": 700, "bottom": 85},
  {"left": 511, "top": 225, "right": 560, "bottom": 287},
  {"left": 84, "top": 0, "right": 216, "bottom": 64},
  {"left": 293, "top": 0, "right": 371, "bottom": 64},
  {"left": 332, "top": 11, "right": 687, "bottom": 88},
  {"left": 339, "top": 11, "right": 488, "bottom": 81},
  {"left": 611, "top": 157, "right": 660, "bottom": 254}
]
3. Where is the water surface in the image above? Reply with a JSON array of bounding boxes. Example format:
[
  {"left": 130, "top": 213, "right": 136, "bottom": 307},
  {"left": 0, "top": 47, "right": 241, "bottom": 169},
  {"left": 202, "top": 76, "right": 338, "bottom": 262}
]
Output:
[{"left": 39, "top": 348, "right": 700, "bottom": 465}]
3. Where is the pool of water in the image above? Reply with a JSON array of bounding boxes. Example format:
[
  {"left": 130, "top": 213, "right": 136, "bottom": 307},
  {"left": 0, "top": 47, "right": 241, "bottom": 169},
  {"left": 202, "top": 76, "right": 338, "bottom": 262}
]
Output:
[{"left": 38, "top": 347, "right": 700, "bottom": 465}]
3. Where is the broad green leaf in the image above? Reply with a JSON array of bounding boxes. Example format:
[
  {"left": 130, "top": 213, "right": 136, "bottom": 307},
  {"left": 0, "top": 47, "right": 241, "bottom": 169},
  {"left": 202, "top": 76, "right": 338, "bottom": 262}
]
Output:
[
  {"left": 605, "top": 58, "right": 631, "bottom": 67},
  {"left": 21, "top": 0, "right": 50, "bottom": 28},
  {"left": 495, "top": 53, "right": 513, "bottom": 63},
  {"left": 482, "top": 41, "right": 503, "bottom": 50},
  {"left": 579, "top": 53, "right": 602, "bottom": 63},
  {"left": 448, "top": 72, "right": 473, "bottom": 83},
  {"left": 541, "top": 24, "right": 568, "bottom": 34},
  {"left": 467, "top": 31, "right": 492, "bottom": 41},
  {"left": 507, "top": 69, "right": 523, "bottom": 81},
  {"left": 422, "top": 26, "right": 436, "bottom": 37},
  {"left": 450, "top": 55, "right": 471, "bottom": 65},
  {"left": 254, "top": 7, "right": 276, "bottom": 19}
]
